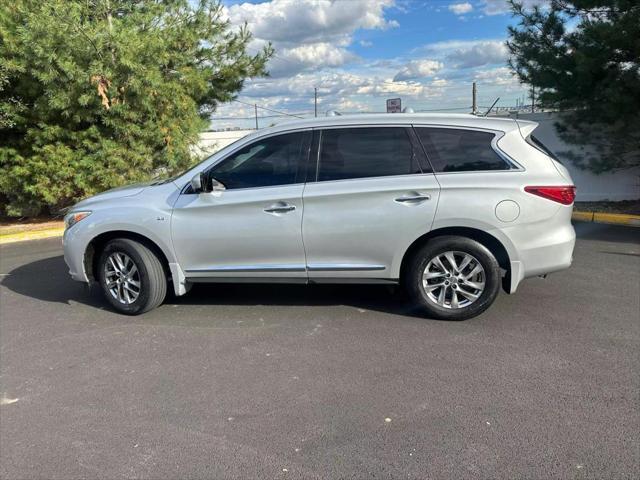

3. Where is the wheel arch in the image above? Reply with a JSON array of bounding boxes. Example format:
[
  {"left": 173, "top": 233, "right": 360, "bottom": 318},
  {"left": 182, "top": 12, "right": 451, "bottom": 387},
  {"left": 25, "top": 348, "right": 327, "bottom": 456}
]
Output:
[
  {"left": 84, "top": 230, "right": 171, "bottom": 284},
  {"left": 399, "top": 226, "right": 513, "bottom": 293}
]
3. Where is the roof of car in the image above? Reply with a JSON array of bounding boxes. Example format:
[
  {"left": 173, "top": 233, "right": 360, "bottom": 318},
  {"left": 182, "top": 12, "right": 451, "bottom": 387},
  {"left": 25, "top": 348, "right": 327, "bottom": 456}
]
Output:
[{"left": 250, "top": 113, "right": 531, "bottom": 137}]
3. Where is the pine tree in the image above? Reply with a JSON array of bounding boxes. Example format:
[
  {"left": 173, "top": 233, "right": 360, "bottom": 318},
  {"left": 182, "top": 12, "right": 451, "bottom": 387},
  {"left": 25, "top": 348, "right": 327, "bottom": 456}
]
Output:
[
  {"left": 507, "top": 0, "right": 639, "bottom": 173},
  {"left": 0, "top": 0, "right": 272, "bottom": 216}
]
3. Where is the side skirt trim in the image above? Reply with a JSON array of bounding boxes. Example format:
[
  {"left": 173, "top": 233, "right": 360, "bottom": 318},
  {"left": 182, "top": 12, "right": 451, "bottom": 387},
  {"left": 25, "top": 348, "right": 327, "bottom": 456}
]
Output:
[{"left": 185, "top": 277, "right": 399, "bottom": 285}]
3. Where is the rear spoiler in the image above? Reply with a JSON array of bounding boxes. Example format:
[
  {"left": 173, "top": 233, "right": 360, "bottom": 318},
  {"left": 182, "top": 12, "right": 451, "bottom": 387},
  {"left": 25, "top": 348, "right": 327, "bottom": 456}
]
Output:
[{"left": 515, "top": 119, "right": 538, "bottom": 139}]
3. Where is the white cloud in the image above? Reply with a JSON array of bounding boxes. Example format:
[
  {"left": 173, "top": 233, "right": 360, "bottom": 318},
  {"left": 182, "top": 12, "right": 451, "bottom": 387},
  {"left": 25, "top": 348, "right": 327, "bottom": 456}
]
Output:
[
  {"left": 446, "top": 40, "right": 508, "bottom": 68},
  {"left": 473, "top": 67, "right": 519, "bottom": 87},
  {"left": 228, "top": 0, "right": 397, "bottom": 45},
  {"left": 415, "top": 39, "right": 508, "bottom": 68},
  {"left": 393, "top": 60, "right": 443, "bottom": 81},
  {"left": 431, "top": 78, "right": 450, "bottom": 87},
  {"left": 480, "top": 0, "right": 546, "bottom": 16},
  {"left": 227, "top": 0, "right": 398, "bottom": 76},
  {"left": 268, "top": 43, "right": 357, "bottom": 77},
  {"left": 208, "top": 3, "right": 533, "bottom": 125},
  {"left": 448, "top": 2, "right": 473, "bottom": 15}
]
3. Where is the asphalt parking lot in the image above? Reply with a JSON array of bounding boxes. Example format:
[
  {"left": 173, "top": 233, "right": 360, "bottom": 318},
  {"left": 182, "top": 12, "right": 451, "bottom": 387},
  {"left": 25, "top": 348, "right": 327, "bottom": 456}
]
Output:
[{"left": 0, "top": 222, "right": 638, "bottom": 479}]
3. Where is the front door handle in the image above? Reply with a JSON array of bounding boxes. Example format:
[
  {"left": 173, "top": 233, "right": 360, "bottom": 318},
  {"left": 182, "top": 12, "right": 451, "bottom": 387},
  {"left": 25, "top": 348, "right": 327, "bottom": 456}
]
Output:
[
  {"left": 264, "top": 202, "right": 296, "bottom": 214},
  {"left": 394, "top": 193, "right": 431, "bottom": 203}
]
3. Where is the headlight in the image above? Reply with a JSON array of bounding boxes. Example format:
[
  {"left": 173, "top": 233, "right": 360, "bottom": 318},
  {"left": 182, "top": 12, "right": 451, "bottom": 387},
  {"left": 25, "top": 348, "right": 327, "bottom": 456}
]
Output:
[{"left": 64, "top": 211, "right": 92, "bottom": 230}]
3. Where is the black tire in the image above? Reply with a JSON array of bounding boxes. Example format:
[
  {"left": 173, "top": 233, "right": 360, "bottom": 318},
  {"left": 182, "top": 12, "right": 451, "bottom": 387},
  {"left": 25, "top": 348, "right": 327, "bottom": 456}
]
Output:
[
  {"left": 405, "top": 236, "right": 501, "bottom": 321},
  {"left": 97, "top": 238, "right": 167, "bottom": 315}
]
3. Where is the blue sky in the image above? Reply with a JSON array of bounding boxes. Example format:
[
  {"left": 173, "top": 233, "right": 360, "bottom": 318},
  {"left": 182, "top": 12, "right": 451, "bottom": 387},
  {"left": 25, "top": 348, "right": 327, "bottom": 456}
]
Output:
[{"left": 214, "top": 0, "right": 537, "bottom": 129}]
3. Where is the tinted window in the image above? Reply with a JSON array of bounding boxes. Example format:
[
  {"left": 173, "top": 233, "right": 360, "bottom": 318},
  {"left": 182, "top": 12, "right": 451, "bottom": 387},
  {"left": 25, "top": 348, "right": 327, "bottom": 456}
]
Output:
[
  {"left": 318, "top": 127, "right": 421, "bottom": 182},
  {"left": 416, "top": 128, "right": 510, "bottom": 172},
  {"left": 210, "top": 132, "right": 307, "bottom": 189}
]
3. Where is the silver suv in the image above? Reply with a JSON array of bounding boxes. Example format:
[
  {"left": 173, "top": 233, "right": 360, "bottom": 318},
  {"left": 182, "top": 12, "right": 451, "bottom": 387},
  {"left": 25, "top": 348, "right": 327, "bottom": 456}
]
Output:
[{"left": 63, "top": 114, "right": 576, "bottom": 320}]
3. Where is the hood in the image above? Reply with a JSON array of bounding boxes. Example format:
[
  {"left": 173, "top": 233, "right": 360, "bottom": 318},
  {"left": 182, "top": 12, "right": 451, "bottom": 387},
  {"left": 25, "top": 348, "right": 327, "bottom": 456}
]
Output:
[{"left": 73, "top": 181, "right": 156, "bottom": 209}]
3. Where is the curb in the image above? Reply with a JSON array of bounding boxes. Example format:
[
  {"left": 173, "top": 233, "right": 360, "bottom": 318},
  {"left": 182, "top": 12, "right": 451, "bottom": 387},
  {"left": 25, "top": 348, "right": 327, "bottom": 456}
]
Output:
[
  {"left": 0, "top": 227, "right": 64, "bottom": 245},
  {"left": 572, "top": 211, "right": 640, "bottom": 227}
]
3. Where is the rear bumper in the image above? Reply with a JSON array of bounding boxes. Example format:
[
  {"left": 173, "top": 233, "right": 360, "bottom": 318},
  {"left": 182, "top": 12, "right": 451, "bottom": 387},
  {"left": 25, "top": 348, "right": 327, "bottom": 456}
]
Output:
[
  {"left": 520, "top": 228, "right": 575, "bottom": 278},
  {"left": 506, "top": 207, "right": 576, "bottom": 293}
]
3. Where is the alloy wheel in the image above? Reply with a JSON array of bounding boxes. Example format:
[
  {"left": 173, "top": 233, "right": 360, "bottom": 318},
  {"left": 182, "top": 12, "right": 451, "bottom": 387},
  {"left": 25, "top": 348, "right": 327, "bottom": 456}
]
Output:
[
  {"left": 421, "top": 251, "right": 486, "bottom": 309},
  {"left": 104, "top": 252, "right": 141, "bottom": 305}
]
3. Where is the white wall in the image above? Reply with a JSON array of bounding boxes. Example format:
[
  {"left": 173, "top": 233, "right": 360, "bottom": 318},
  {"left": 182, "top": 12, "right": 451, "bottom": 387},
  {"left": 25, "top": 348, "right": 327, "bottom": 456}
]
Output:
[
  {"left": 196, "top": 130, "right": 253, "bottom": 158},
  {"left": 513, "top": 113, "right": 639, "bottom": 201},
  {"left": 198, "top": 117, "right": 640, "bottom": 201}
]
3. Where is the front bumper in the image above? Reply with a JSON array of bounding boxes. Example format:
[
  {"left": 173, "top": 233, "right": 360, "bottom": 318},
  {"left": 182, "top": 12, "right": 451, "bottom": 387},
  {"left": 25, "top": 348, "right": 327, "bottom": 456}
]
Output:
[{"left": 63, "top": 227, "right": 90, "bottom": 283}]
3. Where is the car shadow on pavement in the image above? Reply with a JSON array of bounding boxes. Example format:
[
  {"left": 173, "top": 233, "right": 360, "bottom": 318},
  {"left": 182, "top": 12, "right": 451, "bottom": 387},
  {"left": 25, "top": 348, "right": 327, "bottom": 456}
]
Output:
[
  {"left": 1, "top": 255, "right": 105, "bottom": 308},
  {"left": 2, "top": 255, "right": 430, "bottom": 319}
]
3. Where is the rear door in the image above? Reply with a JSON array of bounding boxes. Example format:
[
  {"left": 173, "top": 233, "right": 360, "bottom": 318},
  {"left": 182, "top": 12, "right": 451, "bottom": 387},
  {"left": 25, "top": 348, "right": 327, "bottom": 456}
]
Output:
[{"left": 301, "top": 126, "right": 441, "bottom": 280}]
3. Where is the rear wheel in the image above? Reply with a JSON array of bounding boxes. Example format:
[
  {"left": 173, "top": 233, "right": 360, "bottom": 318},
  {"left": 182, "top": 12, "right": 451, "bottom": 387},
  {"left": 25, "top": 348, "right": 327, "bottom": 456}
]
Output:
[
  {"left": 406, "top": 236, "right": 501, "bottom": 320},
  {"left": 98, "top": 238, "right": 167, "bottom": 315}
]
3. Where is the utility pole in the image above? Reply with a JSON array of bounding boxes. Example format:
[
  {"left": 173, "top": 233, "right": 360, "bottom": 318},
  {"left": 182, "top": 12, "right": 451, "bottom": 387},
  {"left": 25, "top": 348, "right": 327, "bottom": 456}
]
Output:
[
  {"left": 472, "top": 82, "right": 477, "bottom": 115},
  {"left": 531, "top": 86, "right": 535, "bottom": 113},
  {"left": 314, "top": 87, "right": 318, "bottom": 117},
  {"left": 254, "top": 104, "right": 258, "bottom": 129}
]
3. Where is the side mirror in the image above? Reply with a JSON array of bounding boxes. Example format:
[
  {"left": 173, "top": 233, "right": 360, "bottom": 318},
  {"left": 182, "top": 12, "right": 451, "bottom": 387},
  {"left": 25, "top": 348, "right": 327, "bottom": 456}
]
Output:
[
  {"left": 190, "top": 172, "right": 225, "bottom": 193},
  {"left": 190, "top": 172, "right": 205, "bottom": 193}
]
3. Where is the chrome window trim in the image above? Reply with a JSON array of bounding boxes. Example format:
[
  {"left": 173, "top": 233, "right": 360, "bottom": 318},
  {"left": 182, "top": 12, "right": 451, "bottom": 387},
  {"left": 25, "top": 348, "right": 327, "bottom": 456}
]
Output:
[
  {"left": 185, "top": 264, "right": 306, "bottom": 273},
  {"left": 305, "top": 172, "right": 437, "bottom": 187},
  {"left": 307, "top": 264, "right": 386, "bottom": 272}
]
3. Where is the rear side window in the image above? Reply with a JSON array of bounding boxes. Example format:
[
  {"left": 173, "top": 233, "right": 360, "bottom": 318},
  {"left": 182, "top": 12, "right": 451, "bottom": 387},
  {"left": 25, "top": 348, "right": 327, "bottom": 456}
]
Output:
[
  {"left": 318, "top": 127, "right": 421, "bottom": 182},
  {"left": 415, "top": 127, "right": 511, "bottom": 173}
]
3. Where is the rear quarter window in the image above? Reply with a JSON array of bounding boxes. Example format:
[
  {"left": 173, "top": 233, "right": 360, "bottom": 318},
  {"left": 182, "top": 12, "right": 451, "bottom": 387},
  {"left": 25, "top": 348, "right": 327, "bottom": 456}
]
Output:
[
  {"left": 415, "top": 127, "right": 511, "bottom": 173},
  {"left": 526, "top": 134, "right": 563, "bottom": 164}
]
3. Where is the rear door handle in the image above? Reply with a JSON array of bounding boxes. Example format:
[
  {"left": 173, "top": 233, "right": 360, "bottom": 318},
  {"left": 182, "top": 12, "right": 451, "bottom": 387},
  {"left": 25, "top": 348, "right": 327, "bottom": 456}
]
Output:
[
  {"left": 394, "top": 193, "right": 431, "bottom": 203},
  {"left": 264, "top": 202, "right": 296, "bottom": 214}
]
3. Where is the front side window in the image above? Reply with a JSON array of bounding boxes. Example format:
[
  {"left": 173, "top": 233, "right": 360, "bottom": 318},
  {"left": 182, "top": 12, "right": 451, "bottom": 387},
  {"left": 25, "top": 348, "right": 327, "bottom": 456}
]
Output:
[
  {"left": 415, "top": 127, "right": 511, "bottom": 173},
  {"left": 318, "top": 127, "right": 421, "bottom": 182},
  {"left": 209, "top": 132, "right": 308, "bottom": 189}
]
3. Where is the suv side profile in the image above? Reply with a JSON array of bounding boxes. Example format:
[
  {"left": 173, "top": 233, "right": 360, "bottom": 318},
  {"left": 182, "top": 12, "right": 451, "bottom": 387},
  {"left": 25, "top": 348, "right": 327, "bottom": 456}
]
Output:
[{"left": 63, "top": 114, "right": 576, "bottom": 320}]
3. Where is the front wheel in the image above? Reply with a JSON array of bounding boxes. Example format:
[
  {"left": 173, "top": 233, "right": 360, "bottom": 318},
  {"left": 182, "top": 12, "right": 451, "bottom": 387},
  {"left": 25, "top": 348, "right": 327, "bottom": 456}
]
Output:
[
  {"left": 98, "top": 238, "right": 167, "bottom": 315},
  {"left": 406, "top": 236, "right": 501, "bottom": 320}
]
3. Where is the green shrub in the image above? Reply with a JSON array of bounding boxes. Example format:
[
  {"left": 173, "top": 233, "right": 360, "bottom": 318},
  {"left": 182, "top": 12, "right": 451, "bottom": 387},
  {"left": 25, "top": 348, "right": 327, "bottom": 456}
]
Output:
[{"left": 0, "top": 0, "right": 271, "bottom": 216}]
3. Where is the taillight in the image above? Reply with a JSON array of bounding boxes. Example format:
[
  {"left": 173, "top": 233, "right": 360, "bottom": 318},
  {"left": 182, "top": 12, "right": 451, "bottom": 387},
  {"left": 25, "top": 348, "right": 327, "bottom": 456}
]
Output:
[{"left": 524, "top": 186, "right": 576, "bottom": 205}]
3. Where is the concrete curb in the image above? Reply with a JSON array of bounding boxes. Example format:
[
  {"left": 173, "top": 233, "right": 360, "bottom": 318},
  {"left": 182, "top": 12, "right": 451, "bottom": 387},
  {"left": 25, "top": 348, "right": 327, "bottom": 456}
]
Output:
[
  {"left": 0, "top": 227, "right": 64, "bottom": 245},
  {"left": 572, "top": 211, "right": 640, "bottom": 227}
]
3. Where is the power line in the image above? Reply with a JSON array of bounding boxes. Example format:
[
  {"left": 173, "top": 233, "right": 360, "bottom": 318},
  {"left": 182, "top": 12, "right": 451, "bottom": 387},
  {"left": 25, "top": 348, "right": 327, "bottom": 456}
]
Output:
[{"left": 231, "top": 98, "right": 305, "bottom": 119}]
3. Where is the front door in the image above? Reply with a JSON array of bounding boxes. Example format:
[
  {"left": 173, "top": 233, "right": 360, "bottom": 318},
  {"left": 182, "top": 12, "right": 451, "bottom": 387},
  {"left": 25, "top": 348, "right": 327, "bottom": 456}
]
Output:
[
  {"left": 171, "top": 130, "right": 311, "bottom": 279},
  {"left": 302, "top": 126, "right": 440, "bottom": 280}
]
